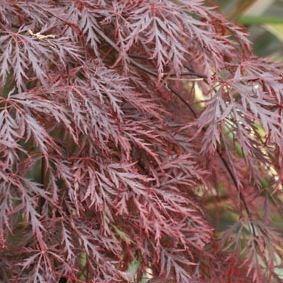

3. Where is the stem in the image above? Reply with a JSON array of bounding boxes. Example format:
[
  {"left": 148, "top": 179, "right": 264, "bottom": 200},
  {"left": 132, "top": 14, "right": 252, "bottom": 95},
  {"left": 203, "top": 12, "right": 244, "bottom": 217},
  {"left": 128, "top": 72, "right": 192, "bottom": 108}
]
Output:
[{"left": 38, "top": 157, "right": 46, "bottom": 213}]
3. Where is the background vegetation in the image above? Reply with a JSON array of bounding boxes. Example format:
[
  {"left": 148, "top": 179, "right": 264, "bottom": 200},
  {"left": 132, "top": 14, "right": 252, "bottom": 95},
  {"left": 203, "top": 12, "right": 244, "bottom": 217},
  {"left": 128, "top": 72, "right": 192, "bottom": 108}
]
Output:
[{"left": 217, "top": 0, "right": 283, "bottom": 59}]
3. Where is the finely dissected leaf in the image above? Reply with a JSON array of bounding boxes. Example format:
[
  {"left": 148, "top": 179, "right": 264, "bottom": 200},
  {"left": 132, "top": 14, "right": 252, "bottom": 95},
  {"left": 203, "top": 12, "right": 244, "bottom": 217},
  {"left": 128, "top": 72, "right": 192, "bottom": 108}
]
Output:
[
  {"left": 0, "top": 1, "right": 282, "bottom": 283},
  {"left": 0, "top": 29, "right": 81, "bottom": 90}
]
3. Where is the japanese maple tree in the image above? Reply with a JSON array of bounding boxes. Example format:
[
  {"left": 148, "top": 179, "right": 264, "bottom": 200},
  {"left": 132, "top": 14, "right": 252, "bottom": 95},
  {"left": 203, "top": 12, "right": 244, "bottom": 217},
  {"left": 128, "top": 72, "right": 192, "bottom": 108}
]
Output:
[{"left": 0, "top": 1, "right": 283, "bottom": 282}]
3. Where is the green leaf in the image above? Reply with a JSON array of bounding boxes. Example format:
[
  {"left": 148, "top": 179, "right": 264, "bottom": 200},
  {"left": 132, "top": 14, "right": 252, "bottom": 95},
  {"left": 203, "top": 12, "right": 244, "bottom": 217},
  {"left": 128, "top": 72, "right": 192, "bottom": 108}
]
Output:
[
  {"left": 113, "top": 225, "right": 133, "bottom": 244},
  {"left": 264, "top": 24, "right": 283, "bottom": 42},
  {"left": 126, "top": 258, "right": 140, "bottom": 282},
  {"left": 238, "top": 16, "right": 283, "bottom": 25}
]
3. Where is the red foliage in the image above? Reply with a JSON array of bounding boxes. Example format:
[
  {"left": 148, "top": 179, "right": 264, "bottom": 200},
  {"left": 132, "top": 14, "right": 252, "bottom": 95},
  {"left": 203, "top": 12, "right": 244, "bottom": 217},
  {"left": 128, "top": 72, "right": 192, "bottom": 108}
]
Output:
[{"left": 0, "top": 1, "right": 282, "bottom": 282}]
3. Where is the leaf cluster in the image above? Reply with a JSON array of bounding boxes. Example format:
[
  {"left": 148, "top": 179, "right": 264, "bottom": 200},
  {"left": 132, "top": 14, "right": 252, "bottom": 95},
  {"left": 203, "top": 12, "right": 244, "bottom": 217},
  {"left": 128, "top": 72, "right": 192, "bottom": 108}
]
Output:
[{"left": 0, "top": 1, "right": 282, "bottom": 283}]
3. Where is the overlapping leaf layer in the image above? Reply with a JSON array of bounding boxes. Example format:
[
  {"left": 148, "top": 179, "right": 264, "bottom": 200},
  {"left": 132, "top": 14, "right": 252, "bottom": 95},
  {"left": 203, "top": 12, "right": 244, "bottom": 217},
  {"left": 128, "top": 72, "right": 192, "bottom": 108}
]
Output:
[{"left": 0, "top": 1, "right": 282, "bottom": 282}]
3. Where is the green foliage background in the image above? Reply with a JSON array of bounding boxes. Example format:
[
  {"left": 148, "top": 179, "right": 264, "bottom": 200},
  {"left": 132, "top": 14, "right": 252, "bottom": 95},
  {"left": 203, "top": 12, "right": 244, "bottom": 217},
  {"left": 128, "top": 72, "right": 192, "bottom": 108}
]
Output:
[{"left": 216, "top": 0, "right": 283, "bottom": 59}]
